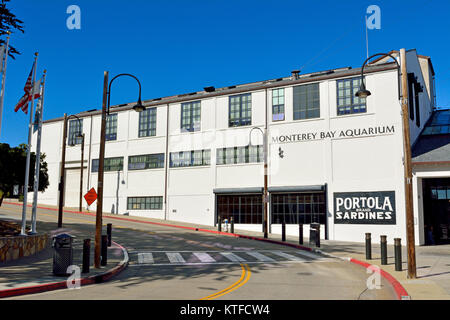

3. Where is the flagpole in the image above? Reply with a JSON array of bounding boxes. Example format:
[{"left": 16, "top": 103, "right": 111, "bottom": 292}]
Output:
[
  {"left": 30, "top": 70, "right": 46, "bottom": 234},
  {"left": 20, "top": 52, "right": 38, "bottom": 236},
  {"left": 0, "top": 31, "right": 11, "bottom": 139}
]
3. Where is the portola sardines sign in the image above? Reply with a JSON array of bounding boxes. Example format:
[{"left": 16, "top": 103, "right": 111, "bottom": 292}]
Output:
[{"left": 334, "top": 191, "right": 396, "bottom": 225}]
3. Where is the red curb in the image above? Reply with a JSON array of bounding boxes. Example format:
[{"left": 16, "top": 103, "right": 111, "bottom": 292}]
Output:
[
  {"left": 4, "top": 201, "right": 408, "bottom": 300},
  {"left": 0, "top": 241, "right": 128, "bottom": 299}
]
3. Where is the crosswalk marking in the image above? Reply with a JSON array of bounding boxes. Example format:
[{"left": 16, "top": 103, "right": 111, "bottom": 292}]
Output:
[
  {"left": 293, "top": 250, "right": 320, "bottom": 260},
  {"left": 271, "top": 251, "right": 307, "bottom": 261},
  {"left": 138, "top": 253, "right": 154, "bottom": 264},
  {"left": 244, "top": 251, "right": 275, "bottom": 262},
  {"left": 220, "top": 252, "right": 247, "bottom": 262},
  {"left": 166, "top": 252, "right": 186, "bottom": 263},
  {"left": 193, "top": 252, "right": 215, "bottom": 263}
]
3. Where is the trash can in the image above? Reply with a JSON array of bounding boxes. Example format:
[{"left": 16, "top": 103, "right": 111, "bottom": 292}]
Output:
[
  {"left": 309, "top": 223, "right": 320, "bottom": 247},
  {"left": 52, "top": 233, "right": 75, "bottom": 276}
]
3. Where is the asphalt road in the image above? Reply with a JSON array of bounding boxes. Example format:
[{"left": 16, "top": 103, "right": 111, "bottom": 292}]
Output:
[{"left": 0, "top": 203, "right": 397, "bottom": 300}]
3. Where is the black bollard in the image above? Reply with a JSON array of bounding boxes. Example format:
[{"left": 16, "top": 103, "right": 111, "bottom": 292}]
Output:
[
  {"left": 101, "top": 235, "right": 108, "bottom": 266},
  {"left": 380, "top": 235, "right": 387, "bottom": 265},
  {"left": 218, "top": 216, "right": 221, "bottom": 232},
  {"left": 299, "top": 223, "right": 303, "bottom": 245},
  {"left": 394, "top": 238, "right": 402, "bottom": 271},
  {"left": 107, "top": 223, "right": 112, "bottom": 247},
  {"left": 365, "top": 233, "right": 372, "bottom": 260},
  {"left": 315, "top": 224, "right": 320, "bottom": 248},
  {"left": 282, "top": 220, "right": 286, "bottom": 242},
  {"left": 82, "top": 239, "right": 90, "bottom": 274},
  {"left": 230, "top": 216, "right": 234, "bottom": 234}
]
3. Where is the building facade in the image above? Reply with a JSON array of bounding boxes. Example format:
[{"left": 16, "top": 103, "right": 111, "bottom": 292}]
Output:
[{"left": 32, "top": 49, "right": 446, "bottom": 245}]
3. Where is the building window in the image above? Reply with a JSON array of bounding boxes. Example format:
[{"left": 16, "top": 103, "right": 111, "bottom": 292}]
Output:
[
  {"left": 293, "top": 83, "right": 320, "bottom": 120},
  {"left": 127, "top": 196, "right": 163, "bottom": 210},
  {"left": 68, "top": 119, "right": 83, "bottom": 145},
  {"left": 128, "top": 153, "right": 164, "bottom": 170},
  {"left": 139, "top": 107, "right": 157, "bottom": 137},
  {"left": 181, "top": 101, "right": 201, "bottom": 132},
  {"left": 217, "top": 194, "right": 263, "bottom": 224},
  {"left": 105, "top": 113, "right": 118, "bottom": 141},
  {"left": 272, "top": 88, "right": 285, "bottom": 121},
  {"left": 91, "top": 157, "right": 123, "bottom": 172},
  {"left": 337, "top": 78, "right": 366, "bottom": 115},
  {"left": 271, "top": 193, "right": 326, "bottom": 224},
  {"left": 216, "top": 145, "right": 263, "bottom": 165},
  {"left": 229, "top": 93, "right": 251, "bottom": 127},
  {"left": 169, "top": 149, "right": 210, "bottom": 168}
]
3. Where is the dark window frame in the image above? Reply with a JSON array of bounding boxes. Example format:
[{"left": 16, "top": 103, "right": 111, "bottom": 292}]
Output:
[
  {"left": 128, "top": 153, "right": 165, "bottom": 170},
  {"left": 272, "top": 88, "right": 285, "bottom": 121},
  {"left": 293, "top": 83, "right": 320, "bottom": 120},
  {"left": 229, "top": 93, "right": 252, "bottom": 127},
  {"left": 181, "top": 101, "right": 201, "bottom": 132},
  {"left": 138, "top": 107, "right": 157, "bottom": 137},
  {"left": 91, "top": 157, "right": 124, "bottom": 172},
  {"left": 68, "top": 119, "right": 83, "bottom": 145},
  {"left": 336, "top": 77, "right": 367, "bottom": 115},
  {"left": 127, "top": 196, "right": 163, "bottom": 210},
  {"left": 105, "top": 113, "right": 118, "bottom": 141}
]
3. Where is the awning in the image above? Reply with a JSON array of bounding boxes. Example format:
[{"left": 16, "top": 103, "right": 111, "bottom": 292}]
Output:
[
  {"left": 268, "top": 185, "right": 325, "bottom": 193},
  {"left": 213, "top": 187, "right": 263, "bottom": 194}
]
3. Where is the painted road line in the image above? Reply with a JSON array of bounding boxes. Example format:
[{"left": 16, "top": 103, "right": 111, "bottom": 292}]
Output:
[
  {"left": 220, "top": 252, "right": 247, "bottom": 262},
  {"left": 193, "top": 252, "right": 215, "bottom": 263},
  {"left": 244, "top": 251, "right": 276, "bottom": 262},
  {"left": 200, "top": 264, "right": 251, "bottom": 300},
  {"left": 138, "top": 253, "right": 154, "bottom": 264},
  {"left": 166, "top": 252, "right": 186, "bottom": 264},
  {"left": 293, "top": 250, "right": 323, "bottom": 260},
  {"left": 271, "top": 251, "right": 307, "bottom": 261}
]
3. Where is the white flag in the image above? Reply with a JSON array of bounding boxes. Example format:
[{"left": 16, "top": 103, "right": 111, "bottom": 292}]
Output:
[
  {"left": 0, "top": 45, "right": 5, "bottom": 73},
  {"left": 32, "top": 78, "right": 42, "bottom": 99}
]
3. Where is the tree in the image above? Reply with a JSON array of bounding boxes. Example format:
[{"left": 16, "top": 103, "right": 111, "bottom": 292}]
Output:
[
  {"left": 0, "top": 0, "right": 25, "bottom": 59},
  {"left": 0, "top": 143, "right": 49, "bottom": 206}
]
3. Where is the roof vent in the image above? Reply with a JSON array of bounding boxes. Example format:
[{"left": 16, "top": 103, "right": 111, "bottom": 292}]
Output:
[
  {"left": 291, "top": 70, "right": 300, "bottom": 80},
  {"left": 204, "top": 86, "right": 215, "bottom": 92}
]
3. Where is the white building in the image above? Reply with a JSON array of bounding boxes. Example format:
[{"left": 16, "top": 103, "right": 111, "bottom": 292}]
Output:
[{"left": 31, "top": 48, "right": 450, "bottom": 245}]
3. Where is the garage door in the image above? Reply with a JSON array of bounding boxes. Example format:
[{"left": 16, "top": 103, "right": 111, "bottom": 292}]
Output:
[{"left": 64, "top": 168, "right": 87, "bottom": 208}]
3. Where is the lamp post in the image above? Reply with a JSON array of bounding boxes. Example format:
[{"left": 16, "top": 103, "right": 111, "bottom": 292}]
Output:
[
  {"left": 249, "top": 126, "right": 268, "bottom": 239},
  {"left": 67, "top": 114, "right": 85, "bottom": 213},
  {"left": 356, "top": 50, "right": 417, "bottom": 279},
  {"left": 95, "top": 72, "right": 145, "bottom": 268}
]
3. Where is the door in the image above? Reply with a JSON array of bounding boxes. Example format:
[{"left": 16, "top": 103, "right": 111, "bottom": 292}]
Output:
[{"left": 423, "top": 178, "right": 450, "bottom": 245}]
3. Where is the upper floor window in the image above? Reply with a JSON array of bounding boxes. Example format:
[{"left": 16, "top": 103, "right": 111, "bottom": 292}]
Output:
[
  {"left": 68, "top": 119, "right": 83, "bottom": 145},
  {"left": 127, "top": 196, "right": 163, "bottom": 210},
  {"left": 216, "top": 145, "right": 263, "bottom": 165},
  {"left": 169, "top": 149, "right": 211, "bottom": 168},
  {"left": 91, "top": 157, "right": 123, "bottom": 172},
  {"left": 106, "top": 113, "right": 118, "bottom": 141},
  {"left": 337, "top": 78, "right": 366, "bottom": 115},
  {"left": 293, "top": 83, "right": 320, "bottom": 120},
  {"left": 229, "top": 93, "right": 251, "bottom": 127},
  {"left": 128, "top": 153, "right": 164, "bottom": 170},
  {"left": 139, "top": 107, "right": 157, "bottom": 137},
  {"left": 272, "top": 88, "right": 285, "bottom": 121},
  {"left": 181, "top": 101, "right": 201, "bottom": 132}
]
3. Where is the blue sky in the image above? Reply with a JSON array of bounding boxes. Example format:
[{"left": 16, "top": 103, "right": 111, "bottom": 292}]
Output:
[{"left": 1, "top": 0, "right": 449, "bottom": 147}]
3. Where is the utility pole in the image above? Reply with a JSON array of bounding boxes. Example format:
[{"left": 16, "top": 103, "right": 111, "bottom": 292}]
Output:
[
  {"left": 400, "top": 48, "right": 417, "bottom": 279},
  {"left": 57, "top": 113, "right": 68, "bottom": 228},
  {"left": 95, "top": 71, "right": 108, "bottom": 268}
]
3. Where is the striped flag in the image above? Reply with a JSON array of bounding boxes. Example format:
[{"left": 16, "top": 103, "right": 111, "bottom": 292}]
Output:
[{"left": 14, "top": 61, "right": 35, "bottom": 114}]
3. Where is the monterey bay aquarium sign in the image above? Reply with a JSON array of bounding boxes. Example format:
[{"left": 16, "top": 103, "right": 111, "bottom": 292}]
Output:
[
  {"left": 271, "top": 125, "right": 395, "bottom": 143},
  {"left": 334, "top": 191, "right": 396, "bottom": 225}
]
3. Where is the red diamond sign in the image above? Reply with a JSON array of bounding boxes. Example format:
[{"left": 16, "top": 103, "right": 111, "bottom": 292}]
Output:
[{"left": 84, "top": 188, "right": 97, "bottom": 206}]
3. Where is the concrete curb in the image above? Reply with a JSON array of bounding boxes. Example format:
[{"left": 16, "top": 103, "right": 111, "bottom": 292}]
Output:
[
  {"left": 0, "top": 240, "right": 129, "bottom": 299},
  {"left": 4, "top": 201, "right": 409, "bottom": 300}
]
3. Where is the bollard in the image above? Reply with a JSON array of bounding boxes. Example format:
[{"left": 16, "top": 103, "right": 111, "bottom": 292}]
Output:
[
  {"left": 281, "top": 220, "right": 286, "bottom": 242},
  {"left": 107, "top": 223, "right": 112, "bottom": 247},
  {"left": 315, "top": 224, "right": 320, "bottom": 248},
  {"left": 299, "top": 223, "right": 303, "bottom": 245},
  {"left": 365, "top": 233, "right": 372, "bottom": 260},
  {"left": 82, "top": 239, "right": 90, "bottom": 274},
  {"left": 380, "top": 235, "right": 387, "bottom": 265},
  {"left": 101, "top": 235, "right": 108, "bottom": 266},
  {"left": 394, "top": 238, "right": 402, "bottom": 271},
  {"left": 230, "top": 216, "right": 234, "bottom": 234},
  {"left": 218, "top": 216, "right": 221, "bottom": 232}
]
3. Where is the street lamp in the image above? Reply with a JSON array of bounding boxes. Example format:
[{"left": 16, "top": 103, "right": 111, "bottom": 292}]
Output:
[
  {"left": 357, "top": 50, "right": 417, "bottom": 279},
  {"left": 95, "top": 72, "right": 145, "bottom": 268},
  {"left": 249, "top": 126, "right": 268, "bottom": 239},
  {"left": 57, "top": 113, "right": 85, "bottom": 227},
  {"left": 67, "top": 114, "right": 85, "bottom": 213}
]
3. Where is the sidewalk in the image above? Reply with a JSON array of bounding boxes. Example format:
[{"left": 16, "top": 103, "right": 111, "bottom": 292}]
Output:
[
  {"left": 4, "top": 200, "right": 450, "bottom": 300},
  {"left": 0, "top": 216, "right": 127, "bottom": 298}
]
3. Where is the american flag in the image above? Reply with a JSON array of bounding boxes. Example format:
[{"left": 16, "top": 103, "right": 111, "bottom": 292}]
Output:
[{"left": 14, "top": 61, "right": 38, "bottom": 114}]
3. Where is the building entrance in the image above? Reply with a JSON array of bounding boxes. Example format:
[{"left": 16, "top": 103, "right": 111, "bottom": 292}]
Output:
[{"left": 423, "top": 178, "right": 450, "bottom": 245}]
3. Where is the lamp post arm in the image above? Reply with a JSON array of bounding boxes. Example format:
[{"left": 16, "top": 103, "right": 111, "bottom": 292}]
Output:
[
  {"left": 107, "top": 73, "right": 142, "bottom": 114},
  {"left": 360, "top": 52, "right": 401, "bottom": 100}
]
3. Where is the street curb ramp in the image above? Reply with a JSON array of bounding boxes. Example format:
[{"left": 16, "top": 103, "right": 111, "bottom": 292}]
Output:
[{"left": 0, "top": 241, "right": 129, "bottom": 299}]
